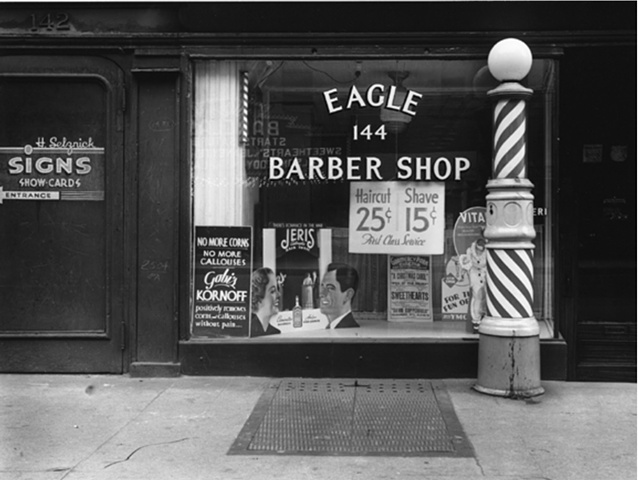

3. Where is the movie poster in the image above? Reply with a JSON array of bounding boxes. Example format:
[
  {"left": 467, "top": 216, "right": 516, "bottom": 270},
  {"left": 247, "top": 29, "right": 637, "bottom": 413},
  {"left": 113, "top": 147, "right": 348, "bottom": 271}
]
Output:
[{"left": 388, "top": 255, "right": 433, "bottom": 322}]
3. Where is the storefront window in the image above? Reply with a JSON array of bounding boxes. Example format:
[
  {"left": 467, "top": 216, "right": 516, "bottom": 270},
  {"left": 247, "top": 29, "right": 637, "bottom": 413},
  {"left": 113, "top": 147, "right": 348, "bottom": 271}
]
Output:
[{"left": 191, "top": 58, "right": 555, "bottom": 339}]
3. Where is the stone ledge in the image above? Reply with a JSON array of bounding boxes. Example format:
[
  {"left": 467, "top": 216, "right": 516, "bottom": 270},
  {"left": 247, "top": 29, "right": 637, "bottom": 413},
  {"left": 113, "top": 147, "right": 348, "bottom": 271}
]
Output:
[{"left": 129, "top": 362, "right": 181, "bottom": 378}]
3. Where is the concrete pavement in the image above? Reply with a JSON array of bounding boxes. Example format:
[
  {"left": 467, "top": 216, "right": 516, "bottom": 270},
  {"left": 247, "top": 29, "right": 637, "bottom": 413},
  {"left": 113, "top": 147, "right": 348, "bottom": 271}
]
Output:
[{"left": 1, "top": 375, "right": 635, "bottom": 480}]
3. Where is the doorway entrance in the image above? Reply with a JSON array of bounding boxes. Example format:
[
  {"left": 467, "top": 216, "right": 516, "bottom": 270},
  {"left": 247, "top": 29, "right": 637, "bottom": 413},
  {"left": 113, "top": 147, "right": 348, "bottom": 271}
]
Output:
[
  {"left": 0, "top": 56, "right": 125, "bottom": 373},
  {"left": 561, "top": 46, "right": 637, "bottom": 381}
]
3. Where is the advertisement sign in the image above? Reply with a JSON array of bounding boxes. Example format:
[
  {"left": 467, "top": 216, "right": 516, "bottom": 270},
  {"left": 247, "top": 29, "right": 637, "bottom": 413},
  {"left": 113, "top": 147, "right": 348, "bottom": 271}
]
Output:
[
  {"left": 0, "top": 139, "right": 105, "bottom": 203},
  {"left": 271, "top": 308, "right": 329, "bottom": 333},
  {"left": 441, "top": 230, "right": 471, "bottom": 321},
  {"left": 348, "top": 181, "right": 445, "bottom": 255},
  {"left": 441, "top": 207, "right": 487, "bottom": 331},
  {"left": 453, "top": 206, "right": 486, "bottom": 256},
  {"left": 388, "top": 255, "right": 433, "bottom": 322},
  {"left": 274, "top": 227, "right": 320, "bottom": 311},
  {"left": 193, "top": 226, "right": 252, "bottom": 337}
]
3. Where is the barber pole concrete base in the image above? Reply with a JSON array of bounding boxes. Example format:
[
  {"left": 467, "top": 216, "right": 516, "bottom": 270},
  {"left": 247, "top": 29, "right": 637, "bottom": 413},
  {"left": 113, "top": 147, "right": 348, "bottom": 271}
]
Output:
[{"left": 474, "top": 316, "right": 544, "bottom": 398}]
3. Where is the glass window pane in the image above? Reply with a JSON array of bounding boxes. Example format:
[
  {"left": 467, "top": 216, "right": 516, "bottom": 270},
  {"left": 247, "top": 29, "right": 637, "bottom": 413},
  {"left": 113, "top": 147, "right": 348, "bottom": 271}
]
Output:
[{"left": 192, "top": 58, "right": 555, "bottom": 338}]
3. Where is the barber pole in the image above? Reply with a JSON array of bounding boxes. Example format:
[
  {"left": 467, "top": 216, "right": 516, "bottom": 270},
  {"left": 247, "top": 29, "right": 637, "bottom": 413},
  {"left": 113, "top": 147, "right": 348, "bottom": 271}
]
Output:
[
  {"left": 486, "top": 249, "right": 534, "bottom": 319},
  {"left": 493, "top": 98, "right": 528, "bottom": 179},
  {"left": 475, "top": 38, "right": 544, "bottom": 398},
  {"left": 239, "top": 71, "right": 249, "bottom": 145}
]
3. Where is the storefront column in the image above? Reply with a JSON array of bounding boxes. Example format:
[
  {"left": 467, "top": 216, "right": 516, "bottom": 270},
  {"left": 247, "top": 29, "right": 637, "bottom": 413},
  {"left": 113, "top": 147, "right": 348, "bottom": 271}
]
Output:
[
  {"left": 129, "top": 55, "right": 183, "bottom": 377},
  {"left": 475, "top": 39, "right": 544, "bottom": 397}
]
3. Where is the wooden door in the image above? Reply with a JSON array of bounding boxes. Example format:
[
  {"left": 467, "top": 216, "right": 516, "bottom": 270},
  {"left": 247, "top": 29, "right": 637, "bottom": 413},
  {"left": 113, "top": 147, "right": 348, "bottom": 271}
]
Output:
[{"left": 0, "top": 56, "right": 125, "bottom": 372}]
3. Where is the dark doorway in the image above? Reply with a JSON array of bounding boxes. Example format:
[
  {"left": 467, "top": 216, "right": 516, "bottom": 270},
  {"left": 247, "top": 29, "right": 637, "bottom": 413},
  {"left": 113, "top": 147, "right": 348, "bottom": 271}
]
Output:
[{"left": 560, "top": 46, "right": 637, "bottom": 381}]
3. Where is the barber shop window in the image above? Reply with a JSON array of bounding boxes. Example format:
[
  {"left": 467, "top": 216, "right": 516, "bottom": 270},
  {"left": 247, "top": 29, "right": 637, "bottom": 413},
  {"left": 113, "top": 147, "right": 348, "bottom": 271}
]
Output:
[{"left": 190, "top": 58, "right": 556, "bottom": 340}]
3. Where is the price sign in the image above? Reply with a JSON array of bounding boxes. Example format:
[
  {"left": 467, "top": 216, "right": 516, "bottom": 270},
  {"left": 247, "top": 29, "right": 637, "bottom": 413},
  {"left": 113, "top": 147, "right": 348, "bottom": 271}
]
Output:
[{"left": 349, "top": 181, "right": 445, "bottom": 255}]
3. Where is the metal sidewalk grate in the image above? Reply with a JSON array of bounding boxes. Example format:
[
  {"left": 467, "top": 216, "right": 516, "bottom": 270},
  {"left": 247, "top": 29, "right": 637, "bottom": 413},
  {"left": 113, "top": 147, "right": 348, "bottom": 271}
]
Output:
[{"left": 228, "top": 379, "right": 474, "bottom": 457}]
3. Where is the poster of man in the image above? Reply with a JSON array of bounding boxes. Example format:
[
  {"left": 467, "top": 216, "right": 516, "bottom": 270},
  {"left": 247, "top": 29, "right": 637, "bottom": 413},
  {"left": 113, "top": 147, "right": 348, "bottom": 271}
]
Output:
[{"left": 442, "top": 206, "right": 487, "bottom": 332}]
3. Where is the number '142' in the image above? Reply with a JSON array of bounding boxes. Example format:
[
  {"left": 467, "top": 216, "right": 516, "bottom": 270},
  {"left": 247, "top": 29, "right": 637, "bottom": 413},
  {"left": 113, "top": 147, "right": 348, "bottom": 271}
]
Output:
[{"left": 30, "top": 13, "right": 70, "bottom": 31}]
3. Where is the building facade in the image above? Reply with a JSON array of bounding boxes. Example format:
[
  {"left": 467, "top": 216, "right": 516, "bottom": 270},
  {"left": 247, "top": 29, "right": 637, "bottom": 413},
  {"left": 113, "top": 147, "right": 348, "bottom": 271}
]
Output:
[{"left": 0, "top": 2, "right": 635, "bottom": 381}]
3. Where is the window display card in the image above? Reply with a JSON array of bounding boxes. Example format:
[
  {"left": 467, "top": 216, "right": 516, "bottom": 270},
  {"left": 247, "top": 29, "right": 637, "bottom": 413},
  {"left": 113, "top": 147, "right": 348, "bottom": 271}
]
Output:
[
  {"left": 193, "top": 226, "right": 252, "bottom": 337},
  {"left": 388, "top": 255, "right": 433, "bottom": 322},
  {"left": 349, "top": 181, "right": 445, "bottom": 255}
]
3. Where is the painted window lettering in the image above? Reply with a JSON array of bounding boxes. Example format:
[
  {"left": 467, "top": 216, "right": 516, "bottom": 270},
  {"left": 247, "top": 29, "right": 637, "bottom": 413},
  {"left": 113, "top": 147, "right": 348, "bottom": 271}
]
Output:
[
  {"left": 323, "top": 84, "right": 422, "bottom": 115},
  {"left": 268, "top": 156, "right": 470, "bottom": 181},
  {"left": 8, "top": 156, "right": 92, "bottom": 175}
]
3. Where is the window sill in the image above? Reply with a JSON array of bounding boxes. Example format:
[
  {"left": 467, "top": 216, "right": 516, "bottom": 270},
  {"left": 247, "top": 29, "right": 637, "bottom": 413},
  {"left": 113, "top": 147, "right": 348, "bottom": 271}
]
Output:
[{"left": 185, "top": 319, "right": 556, "bottom": 343}]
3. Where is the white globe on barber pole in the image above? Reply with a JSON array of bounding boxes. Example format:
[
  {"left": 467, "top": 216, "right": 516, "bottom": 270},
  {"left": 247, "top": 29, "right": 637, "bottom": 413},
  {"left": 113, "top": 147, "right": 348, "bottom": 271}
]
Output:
[{"left": 488, "top": 38, "right": 533, "bottom": 82}]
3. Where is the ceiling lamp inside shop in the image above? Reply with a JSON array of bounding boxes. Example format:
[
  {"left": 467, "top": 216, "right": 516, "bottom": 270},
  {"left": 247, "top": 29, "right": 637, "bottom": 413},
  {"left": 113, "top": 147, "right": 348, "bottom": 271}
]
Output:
[{"left": 379, "top": 71, "right": 413, "bottom": 134}]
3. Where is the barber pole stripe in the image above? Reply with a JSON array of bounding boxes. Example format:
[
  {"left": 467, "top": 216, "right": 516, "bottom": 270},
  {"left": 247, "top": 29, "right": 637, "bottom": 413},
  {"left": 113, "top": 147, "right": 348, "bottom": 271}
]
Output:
[
  {"left": 239, "top": 71, "right": 249, "bottom": 145},
  {"left": 486, "top": 249, "right": 534, "bottom": 318},
  {"left": 493, "top": 99, "right": 527, "bottom": 179}
]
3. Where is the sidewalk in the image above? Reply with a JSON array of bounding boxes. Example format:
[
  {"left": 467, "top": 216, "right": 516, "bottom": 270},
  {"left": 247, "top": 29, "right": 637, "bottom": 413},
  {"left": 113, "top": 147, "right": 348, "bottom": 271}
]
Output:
[{"left": 1, "top": 375, "right": 635, "bottom": 480}]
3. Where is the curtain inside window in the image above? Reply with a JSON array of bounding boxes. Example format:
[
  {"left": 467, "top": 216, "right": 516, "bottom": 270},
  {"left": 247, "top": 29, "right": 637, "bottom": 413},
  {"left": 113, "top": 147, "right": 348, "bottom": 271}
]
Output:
[{"left": 194, "top": 61, "right": 254, "bottom": 226}]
